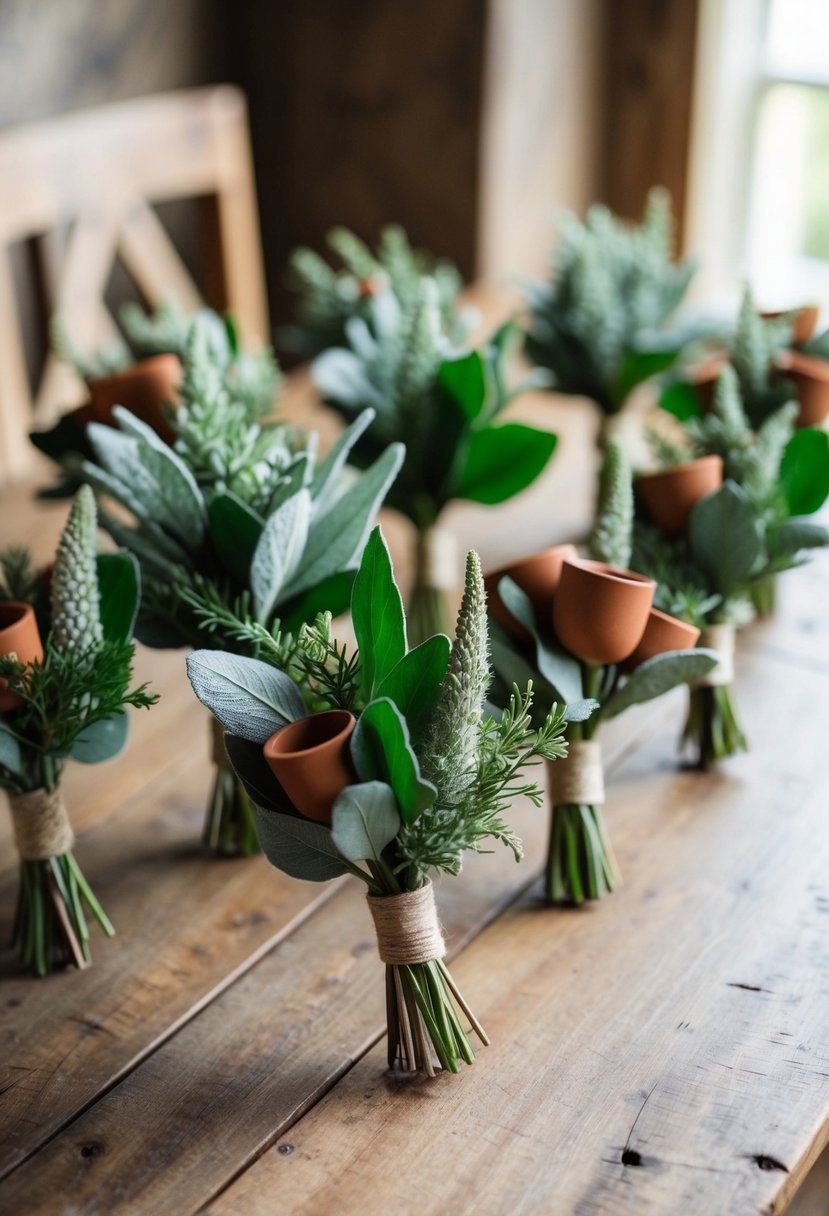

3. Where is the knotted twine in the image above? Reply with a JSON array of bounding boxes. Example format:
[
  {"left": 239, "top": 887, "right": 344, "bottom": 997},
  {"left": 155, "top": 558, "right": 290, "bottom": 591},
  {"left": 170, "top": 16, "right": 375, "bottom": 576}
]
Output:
[
  {"left": 548, "top": 740, "right": 605, "bottom": 807},
  {"left": 367, "top": 879, "right": 446, "bottom": 965},
  {"left": 415, "top": 527, "right": 458, "bottom": 593},
  {"left": 696, "top": 623, "right": 735, "bottom": 687},
  {"left": 8, "top": 788, "right": 74, "bottom": 860}
]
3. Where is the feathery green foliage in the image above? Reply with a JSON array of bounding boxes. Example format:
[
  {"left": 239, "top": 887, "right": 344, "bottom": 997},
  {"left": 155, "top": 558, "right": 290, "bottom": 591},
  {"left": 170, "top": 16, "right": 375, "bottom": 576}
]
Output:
[
  {"left": 525, "top": 188, "right": 695, "bottom": 416},
  {"left": 589, "top": 438, "right": 634, "bottom": 567},
  {"left": 51, "top": 485, "right": 103, "bottom": 656}
]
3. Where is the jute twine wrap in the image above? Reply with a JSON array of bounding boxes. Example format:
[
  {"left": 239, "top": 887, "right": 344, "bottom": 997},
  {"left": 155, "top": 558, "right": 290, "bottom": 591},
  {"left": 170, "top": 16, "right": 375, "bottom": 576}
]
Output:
[
  {"left": 416, "top": 527, "right": 458, "bottom": 593},
  {"left": 697, "top": 623, "right": 735, "bottom": 687},
  {"left": 367, "top": 879, "right": 446, "bottom": 965},
  {"left": 8, "top": 788, "right": 74, "bottom": 860},
  {"left": 548, "top": 741, "right": 605, "bottom": 807},
  {"left": 210, "top": 715, "right": 228, "bottom": 766}
]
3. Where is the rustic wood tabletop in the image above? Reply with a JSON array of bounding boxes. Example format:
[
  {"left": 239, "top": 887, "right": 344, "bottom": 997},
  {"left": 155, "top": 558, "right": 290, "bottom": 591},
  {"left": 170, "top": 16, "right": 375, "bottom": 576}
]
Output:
[{"left": 1, "top": 346, "right": 828, "bottom": 1216}]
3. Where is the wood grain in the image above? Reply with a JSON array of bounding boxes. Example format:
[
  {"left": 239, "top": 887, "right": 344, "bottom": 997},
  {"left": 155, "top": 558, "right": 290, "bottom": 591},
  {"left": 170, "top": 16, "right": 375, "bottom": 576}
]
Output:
[{"left": 206, "top": 639, "right": 829, "bottom": 1216}]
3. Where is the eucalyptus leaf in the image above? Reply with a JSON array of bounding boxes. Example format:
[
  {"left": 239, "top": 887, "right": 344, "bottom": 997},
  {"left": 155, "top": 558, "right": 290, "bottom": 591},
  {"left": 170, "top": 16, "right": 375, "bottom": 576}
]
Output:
[
  {"left": 0, "top": 722, "right": 23, "bottom": 777},
  {"left": 351, "top": 697, "right": 436, "bottom": 825},
  {"left": 96, "top": 552, "right": 140, "bottom": 642},
  {"left": 352, "top": 526, "right": 407, "bottom": 699},
  {"left": 186, "top": 650, "right": 305, "bottom": 743},
  {"left": 253, "top": 804, "right": 349, "bottom": 881},
  {"left": 70, "top": 712, "right": 130, "bottom": 764},
  {"left": 280, "top": 443, "right": 405, "bottom": 601},
  {"left": 250, "top": 489, "right": 312, "bottom": 622},
  {"left": 330, "top": 781, "right": 401, "bottom": 864},
  {"left": 689, "top": 482, "right": 763, "bottom": 598},
  {"left": 376, "top": 634, "right": 450, "bottom": 742},
  {"left": 601, "top": 648, "right": 719, "bottom": 719}
]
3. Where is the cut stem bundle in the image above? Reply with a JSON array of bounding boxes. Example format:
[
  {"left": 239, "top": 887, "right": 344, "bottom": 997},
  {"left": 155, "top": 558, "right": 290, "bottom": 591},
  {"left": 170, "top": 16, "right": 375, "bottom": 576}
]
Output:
[
  {"left": 683, "top": 683, "right": 747, "bottom": 770},
  {"left": 385, "top": 958, "right": 488, "bottom": 1076},
  {"left": 13, "top": 853, "right": 114, "bottom": 976}
]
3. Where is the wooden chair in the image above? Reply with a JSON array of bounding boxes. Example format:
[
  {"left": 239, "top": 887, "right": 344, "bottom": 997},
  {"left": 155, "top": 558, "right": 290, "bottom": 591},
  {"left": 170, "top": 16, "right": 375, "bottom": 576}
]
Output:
[{"left": 0, "top": 85, "right": 269, "bottom": 484}]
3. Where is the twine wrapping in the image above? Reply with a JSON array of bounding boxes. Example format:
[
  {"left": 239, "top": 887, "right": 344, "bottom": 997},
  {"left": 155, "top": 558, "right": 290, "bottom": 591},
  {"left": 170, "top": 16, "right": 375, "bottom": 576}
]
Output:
[
  {"left": 548, "top": 741, "right": 605, "bottom": 807},
  {"left": 8, "top": 788, "right": 74, "bottom": 860},
  {"left": 697, "top": 624, "right": 735, "bottom": 687},
  {"left": 210, "top": 715, "right": 228, "bottom": 766},
  {"left": 415, "top": 527, "right": 458, "bottom": 593},
  {"left": 366, "top": 879, "right": 446, "bottom": 965}
]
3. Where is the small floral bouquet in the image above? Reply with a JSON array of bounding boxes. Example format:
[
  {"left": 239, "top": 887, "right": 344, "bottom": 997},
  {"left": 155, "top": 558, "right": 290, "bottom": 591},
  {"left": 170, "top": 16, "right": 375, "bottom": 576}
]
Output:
[
  {"left": 33, "top": 302, "right": 279, "bottom": 495},
  {"left": 69, "top": 316, "right": 403, "bottom": 855},
  {"left": 634, "top": 370, "right": 829, "bottom": 767},
  {"left": 312, "top": 281, "right": 557, "bottom": 641},
  {"left": 187, "top": 527, "right": 566, "bottom": 1073},
  {"left": 0, "top": 488, "right": 156, "bottom": 974},
  {"left": 279, "top": 224, "right": 470, "bottom": 356},
  {"left": 487, "top": 442, "right": 716, "bottom": 904},
  {"left": 523, "top": 189, "right": 696, "bottom": 444}
]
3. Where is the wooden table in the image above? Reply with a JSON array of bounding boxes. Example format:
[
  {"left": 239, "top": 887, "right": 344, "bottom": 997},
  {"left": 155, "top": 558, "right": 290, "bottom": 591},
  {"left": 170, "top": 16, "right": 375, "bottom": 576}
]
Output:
[{"left": 1, "top": 361, "right": 828, "bottom": 1216}]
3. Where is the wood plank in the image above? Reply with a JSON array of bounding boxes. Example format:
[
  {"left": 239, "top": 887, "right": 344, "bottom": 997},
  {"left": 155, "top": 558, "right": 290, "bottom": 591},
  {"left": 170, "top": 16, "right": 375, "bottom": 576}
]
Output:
[
  {"left": 205, "top": 634, "right": 829, "bottom": 1216},
  {"left": 0, "top": 702, "right": 663, "bottom": 1212}
]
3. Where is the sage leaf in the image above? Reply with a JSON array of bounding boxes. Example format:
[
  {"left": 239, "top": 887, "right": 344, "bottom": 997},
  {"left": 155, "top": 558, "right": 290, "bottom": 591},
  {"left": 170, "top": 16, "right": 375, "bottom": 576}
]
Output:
[
  {"left": 601, "top": 648, "right": 719, "bottom": 719},
  {"left": 689, "top": 482, "right": 763, "bottom": 598},
  {"left": 186, "top": 650, "right": 305, "bottom": 743},
  {"left": 250, "top": 489, "right": 312, "bottom": 622},
  {"left": 253, "top": 805, "right": 349, "bottom": 881}
]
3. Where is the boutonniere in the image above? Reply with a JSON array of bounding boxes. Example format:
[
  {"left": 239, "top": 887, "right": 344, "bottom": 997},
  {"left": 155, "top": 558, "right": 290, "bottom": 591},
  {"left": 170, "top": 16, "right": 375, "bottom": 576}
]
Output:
[
  {"left": 187, "top": 527, "right": 567, "bottom": 1074},
  {"left": 0, "top": 488, "right": 157, "bottom": 974}
]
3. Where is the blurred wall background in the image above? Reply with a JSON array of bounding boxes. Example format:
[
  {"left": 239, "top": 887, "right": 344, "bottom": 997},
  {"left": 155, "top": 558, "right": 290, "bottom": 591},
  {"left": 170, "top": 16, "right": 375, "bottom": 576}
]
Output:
[{"left": 0, "top": 0, "right": 699, "bottom": 335}]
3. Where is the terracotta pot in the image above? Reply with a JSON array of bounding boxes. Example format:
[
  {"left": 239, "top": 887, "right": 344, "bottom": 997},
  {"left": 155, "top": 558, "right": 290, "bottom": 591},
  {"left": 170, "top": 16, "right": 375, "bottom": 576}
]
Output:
[
  {"left": 689, "top": 356, "right": 729, "bottom": 414},
  {"left": 0, "top": 601, "right": 44, "bottom": 712},
  {"left": 622, "top": 607, "right": 700, "bottom": 671},
  {"left": 775, "top": 350, "right": 829, "bottom": 428},
  {"left": 358, "top": 275, "right": 385, "bottom": 300},
  {"left": 484, "top": 544, "right": 578, "bottom": 641},
  {"left": 263, "top": 710, "right": 356, "bottom": 824},
  {"left": 761, "top": 305, "right": 819, "bottom": 347},
  {"left": 89, "top": 354, "right": 182, "bottom": 442},
  {"left": 553, "top": 559, "right": 655, "bottom": 666},
  {"left": 637, "top": 454, "right": 723, "bottom": 537}
]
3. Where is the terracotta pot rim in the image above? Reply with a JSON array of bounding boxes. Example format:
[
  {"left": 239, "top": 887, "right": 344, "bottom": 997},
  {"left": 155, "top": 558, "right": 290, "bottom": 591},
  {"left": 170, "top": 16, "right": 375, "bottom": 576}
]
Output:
[
  {"left": 637, "top": 453, "right": 723, "bottom": 484},
  {"left": 485, "top": 543, "right": 578, "bottom": 583},
  {"left": 264, "top": 709, "right": 355, "bottom": 761},
  {"left": 562, "top": 558, "right": 656, "bottom": 591},
  {"left": 0, "top": 600, "right": 34, "bottom": 632},
  {"left": 776, "top": 349, "right": 829, "bottom": 382},
  {"left": 89, "top": 352, "right": 182, "bottom": 388}
]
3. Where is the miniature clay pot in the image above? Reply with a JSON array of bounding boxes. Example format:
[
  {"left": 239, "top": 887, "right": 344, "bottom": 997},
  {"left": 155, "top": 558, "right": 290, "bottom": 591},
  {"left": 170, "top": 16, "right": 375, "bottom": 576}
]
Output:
[
  {"left": 689, "top": 356, "right": 729, "bottom": 414},
  {"left": 89, "top": 354, "right": 182, "bottom": 442},
  {"left": 263, "top": 710, "right": 356, "bottom": 824},
  {"left": 0, "top": 601, "right": 44, "bottom": 712},
  {"left": 775, "top": 350, "right": 829, "bottom": 428},
  {"left": 553, "top": 559, "right": 655, "bottom": 666},
  {"left": 484, "top": 544, "right": 578, "bottom": 641},
  {"left": 761, "top": 305, "right": 819, "bottom": 347},
  {"left": 622, "top": 607, "right": 701, "bottom": 672},
  {"left": 637, "top": 454, "right": 723, "bottom": 537}
]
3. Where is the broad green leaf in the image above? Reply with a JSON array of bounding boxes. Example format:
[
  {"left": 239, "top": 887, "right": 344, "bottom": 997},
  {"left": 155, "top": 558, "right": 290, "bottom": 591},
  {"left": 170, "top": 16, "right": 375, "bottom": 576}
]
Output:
[
  {"left": 278, "top": 570, "right": 356, "bottom": 636},
  {"left": 253, "top": 804, "right": 349, "bottom": 881},
  {"left": 769, "top": 518, "right": 829, "bottom": 559},
  {"left": 352, "top": 527, "right": 406, "bottom": 699},
  {"left": 487, "top": 622, "right": 593, "bottom": 721},
  {"left": 659, "top": 379, "right": 702, "bottom": 421},
  {"left": 251, "top": 489, "right": 312, "bottom": 622},
  {"left": 438, "top": 351, "right": 487, "bottom": 421},
  {"left": 689, "top": 482, "right": 763, "bottom": 598},
  {"left": 280, "top": 443, "right": 405, "bottom": 601},
  {"left": 224, "top": 733, "right": 296, "bottom": 815},
  {"left": 615, "top": 347, "right": 679, "bottom": 406},
  {"left": 601, "top": 648, "right": 719, "bottom": 719},
  {"left": 0, "top": 721, "right": 23, "bottom": 777},
  {"left": 376, "top": 634, "right": 450, "bottom": 742},
  {"left": 96, "top": 553, "right": 140, "bottom": 642},
  {"left": 351, "top": 698, "right": 436, "bottom": 825},
  {"left": 70, "top": 712, "right": 130, "bottom": 764},
  {"left": 207, "top": 492, "right": 265, "bottom": 585},
  {"left": 453, "top": 423, "right": 557, "bottom": 505},
  {"left": 780, "top": 428, "right": 829, "bottom": 516},
  {"left": 497, "top": 577, "right": 583, "bottom": 705},
  {"left": 311, "top": 408, "right": 376, "bottom": 514},
  {"left": 186, "top": 650, "right": 305, "bottom": 743},
  {"left": 111, "top": 407, "right": 206, "bottom": 548},
  {"left": 331, "top": 781, "right": 401, "bottom": 864}
]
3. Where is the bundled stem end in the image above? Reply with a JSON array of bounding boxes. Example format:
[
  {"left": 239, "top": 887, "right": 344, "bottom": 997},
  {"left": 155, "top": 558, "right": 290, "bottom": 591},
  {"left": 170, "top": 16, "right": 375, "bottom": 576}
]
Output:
[
  {"left": 204, "top": 718, "right": 261, "bottom": 857},
  {"left": 544, "top": 753, "right": 619, "bottom": 906}
]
